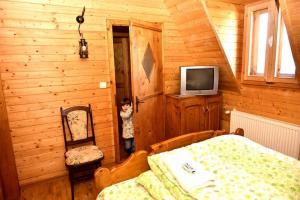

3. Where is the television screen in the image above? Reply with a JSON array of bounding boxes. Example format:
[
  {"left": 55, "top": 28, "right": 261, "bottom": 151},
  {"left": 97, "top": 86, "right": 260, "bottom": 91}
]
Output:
[{"left": 186, "top": 68, "right": 214, "bottom": 90}]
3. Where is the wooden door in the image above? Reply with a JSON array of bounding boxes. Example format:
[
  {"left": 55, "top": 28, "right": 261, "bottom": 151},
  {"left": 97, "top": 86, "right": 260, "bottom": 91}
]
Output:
[
  {"left": 129, "top": 21, "right": 164, "bottom": 151},
  {"left": 181, "top": 98, "right": 206, "bottom": 134},
  {"left": 205, "top": 96, "right": 220, "bottom": 130}
]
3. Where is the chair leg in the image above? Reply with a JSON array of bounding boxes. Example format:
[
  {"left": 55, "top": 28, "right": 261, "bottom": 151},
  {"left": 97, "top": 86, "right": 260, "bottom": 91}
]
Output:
[
  {"left": 70, "top": 180, "right": 74, "bottom": 200},
  {"left": 69, "top": 170, "right": 75, "bottom": 200}
]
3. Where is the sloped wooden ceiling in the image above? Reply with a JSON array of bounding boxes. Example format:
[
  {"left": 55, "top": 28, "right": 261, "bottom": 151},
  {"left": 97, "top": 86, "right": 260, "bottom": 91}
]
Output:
[
  {"left": 199, "top": 0, "right": 300, "bottom": 131},
  {"left": 204, "top": 0, "right": 244, "bottom": 81},
  {"left": 204, "top": 0, "right": 300, "bottom": 81},
  {"left": 164, "top": 0, "right": 240, "bottom": 92},
  {"left": 279, "top": 0, "right": 300, "bottom": 79},
  {"left": 216, "top": 0, "right": 260, "bottom": 3},
  {"left": 163, "top": 0, "right": 300, "bottom": 130}
]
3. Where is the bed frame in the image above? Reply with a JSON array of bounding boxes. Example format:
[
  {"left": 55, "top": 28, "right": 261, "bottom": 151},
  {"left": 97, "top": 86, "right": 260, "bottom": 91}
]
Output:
[{"left": 94, "top": 128, "right": 244, "bottom": 191}]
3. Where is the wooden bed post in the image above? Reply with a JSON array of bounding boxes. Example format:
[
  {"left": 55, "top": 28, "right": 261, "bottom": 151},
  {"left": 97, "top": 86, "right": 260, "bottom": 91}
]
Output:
[
  {"left": 234, "top": 128, "right": 244, "bottom": 136},
  {"left": 94, "top": 150, "right": 149, "bottom": 192},
  {"left": 150, "top": 130, "right": 216, "bottom": 154}
]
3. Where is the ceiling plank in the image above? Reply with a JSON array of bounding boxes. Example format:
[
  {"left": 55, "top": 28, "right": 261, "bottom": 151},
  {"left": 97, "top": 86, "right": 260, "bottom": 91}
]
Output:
[
  {"left": 279, "top": 0, "right": 300, "bottom": 81},
  {"left": 164, "top": 0, "right": 240, "bottom": 92}
]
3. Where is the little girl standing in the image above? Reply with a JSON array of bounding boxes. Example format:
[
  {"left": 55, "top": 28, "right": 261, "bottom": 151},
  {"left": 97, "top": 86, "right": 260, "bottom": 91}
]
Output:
[{"left": 120, "top": 98, "right": 135, "bottom": 153}]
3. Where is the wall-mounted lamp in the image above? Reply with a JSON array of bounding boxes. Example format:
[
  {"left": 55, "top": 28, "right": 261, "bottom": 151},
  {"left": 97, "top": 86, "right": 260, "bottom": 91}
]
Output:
[
  {"left": 76, "top": 7, "right": 88, "bottom": 58},
  {"left": 79, "top": 38, "right": 88, "bottom": 58}
]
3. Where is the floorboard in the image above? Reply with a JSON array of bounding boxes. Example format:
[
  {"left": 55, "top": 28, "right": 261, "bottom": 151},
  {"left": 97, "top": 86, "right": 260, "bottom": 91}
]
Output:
[{"left": 21, "top": 176, "right": 98, "bottom": 200}]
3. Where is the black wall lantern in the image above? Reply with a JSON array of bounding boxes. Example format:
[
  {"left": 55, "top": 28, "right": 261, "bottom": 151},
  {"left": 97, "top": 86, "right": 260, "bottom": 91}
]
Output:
[{"left": 76, "top": 7, "right": 88, "bottom": 58}]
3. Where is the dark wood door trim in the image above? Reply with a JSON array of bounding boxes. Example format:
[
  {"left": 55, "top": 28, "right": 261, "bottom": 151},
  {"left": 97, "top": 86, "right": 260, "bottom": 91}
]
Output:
[{"left": 107, "top": 19, "right": 130, "bottom": 163}]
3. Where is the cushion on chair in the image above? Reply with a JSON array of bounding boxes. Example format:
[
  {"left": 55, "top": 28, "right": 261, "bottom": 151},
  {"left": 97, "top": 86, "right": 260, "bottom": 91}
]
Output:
[
  {"left": 67, "top": 110, "right": 88, "bottom": 141},
  {"left": 65, "top": 145, "right": 103, "bottom": 166}
]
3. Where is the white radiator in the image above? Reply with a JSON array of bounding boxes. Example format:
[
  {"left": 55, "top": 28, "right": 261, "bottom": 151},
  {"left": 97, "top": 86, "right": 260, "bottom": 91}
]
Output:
[{"left": 230, "top": 110, "right": 300, "bottom": 159}]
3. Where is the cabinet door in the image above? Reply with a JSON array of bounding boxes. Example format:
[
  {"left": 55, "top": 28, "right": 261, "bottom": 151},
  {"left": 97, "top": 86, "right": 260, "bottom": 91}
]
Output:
[
  {"left": 181, "top": 98, "right": 206, "bottom": 134},
  {"left": 165, "top": 98, "right": 180, "bottom": 139},
  {"left": 206, "top": 100, "right": 220, "bottom": 130}
]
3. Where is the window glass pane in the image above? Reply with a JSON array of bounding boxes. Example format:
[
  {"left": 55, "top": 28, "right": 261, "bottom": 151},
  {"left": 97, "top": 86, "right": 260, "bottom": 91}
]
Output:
[
  {"left": 276, "top": 22, "right": 296, "bottom": 77},
  {"left": 256, "top": 13, "right": 268, "bottom": 74},
  {"left": 249, "top": 10, "right": 269, "bottom": 76}
]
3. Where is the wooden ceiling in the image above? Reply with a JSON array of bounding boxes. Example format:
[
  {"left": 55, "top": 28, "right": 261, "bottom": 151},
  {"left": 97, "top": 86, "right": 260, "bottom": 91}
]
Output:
[
  {"left": 279, "top": 0, "right": 300, "bottom": 79},
  {"left": 215, "top": 0, "right": 300, "bottom": 80},
  {"left": 165, "top": 0, "right": 300, "bottom": 90},
  {"left": 207, "top": 0, "right": 263, "bottom": 5},
  {"left": 164, "top": 0, "right": 240, "bottom": 92}
]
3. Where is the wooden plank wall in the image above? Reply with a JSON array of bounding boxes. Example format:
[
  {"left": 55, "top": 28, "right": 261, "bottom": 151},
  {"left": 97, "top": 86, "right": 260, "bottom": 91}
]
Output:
[
  {"left": 205, "top": 0, "right": 244, "bottom": 80},
  {"left": 2, "top": 0, "right": 299, "bottom": 185},
  {"left": 0, "top": 0, "right": 194, "bottom": 185},
  {"left": 164, "top": 0, "right": 240, "bottom": 92},
  {"left": 279, "top": 0, "right": 300, "bottom": 79},
  {"left": 204, "top": 0, "right": 300, "bottom": 131},
  {"left": 0, "top": 73, "right": 20, "bottom": 200}
]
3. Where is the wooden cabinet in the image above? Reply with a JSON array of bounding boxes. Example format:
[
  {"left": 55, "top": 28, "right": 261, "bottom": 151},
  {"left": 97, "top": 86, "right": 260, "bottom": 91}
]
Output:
[{"left": 165, "top": 94, "right": 221, "bottom": 138}]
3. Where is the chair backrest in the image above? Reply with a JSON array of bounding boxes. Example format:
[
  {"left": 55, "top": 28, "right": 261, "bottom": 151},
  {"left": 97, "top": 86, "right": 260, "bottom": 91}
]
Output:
[{"left": 60, "top": 104, "right": 96, "bottom": 151}]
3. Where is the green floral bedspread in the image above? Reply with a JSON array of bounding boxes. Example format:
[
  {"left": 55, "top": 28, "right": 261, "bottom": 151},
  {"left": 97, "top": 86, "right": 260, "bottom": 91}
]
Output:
[
  {"left": 97, "top": 177, "right": 153, "bottom": 200},
  {"left": 149, "top": 135, "right": 300, "bottom": 200},
  {"left": 98, "top": 135, "right": 300, "bottom": 200}
]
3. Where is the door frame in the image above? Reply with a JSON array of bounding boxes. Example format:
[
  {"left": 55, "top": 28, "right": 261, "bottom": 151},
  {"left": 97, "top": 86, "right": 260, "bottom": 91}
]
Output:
[
  {"left": 107, "top": 19, "right": 130, "bottom": 163},
  {"left": 107, "top": 19, "right": 165, "bottom": 162}
]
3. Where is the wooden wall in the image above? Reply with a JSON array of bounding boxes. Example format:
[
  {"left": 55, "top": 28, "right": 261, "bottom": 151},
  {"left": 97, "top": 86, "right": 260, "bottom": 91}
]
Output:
[
  {"left": 279, "top": 0, "right": 300, "bottom": 78},
  {"left": 203, "top": 0, "right": 300, "bottom": 131},
  {"left": 205, "top": 0, "right": 244, "bottom": 80},
  {"left": 164, "top": 0, "right": 240, "bottom": 92},
  {"left": 0, "top": 0, "right": 194, "bottom": 185},
  {"left": 2, "top": 0, "right": 300, "bottom": 185},
  {"left": 0, "top": 72, "right": 20, "bottom": 200},
  {"left": 164, "top": 0, "right": 300, "bottom": 131}
]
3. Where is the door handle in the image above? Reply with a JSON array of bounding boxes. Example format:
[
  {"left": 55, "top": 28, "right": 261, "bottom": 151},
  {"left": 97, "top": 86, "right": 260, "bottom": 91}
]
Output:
[{"left": 135, "top": 96, "right": 145, "bottom": 113}]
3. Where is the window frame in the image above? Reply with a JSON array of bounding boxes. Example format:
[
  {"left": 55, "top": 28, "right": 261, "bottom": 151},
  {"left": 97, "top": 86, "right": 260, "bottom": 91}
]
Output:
[
  {"left": 249, "top": 8, "right": 269, "bottom": 77},
  {"left": 242, "top": 0, "right": 299, "bottom": 87}
]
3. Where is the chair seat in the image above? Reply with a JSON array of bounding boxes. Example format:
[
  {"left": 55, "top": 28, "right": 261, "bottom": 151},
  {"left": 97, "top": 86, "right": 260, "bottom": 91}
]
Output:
[{"left": 65, "top": 145, "right": 103, "bottom": 166}]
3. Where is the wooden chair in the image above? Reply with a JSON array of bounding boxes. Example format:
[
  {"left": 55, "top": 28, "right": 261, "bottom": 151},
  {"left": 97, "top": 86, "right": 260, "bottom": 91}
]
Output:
[{"left": 60, "top": 104, "right": 104, "bottom": 200}]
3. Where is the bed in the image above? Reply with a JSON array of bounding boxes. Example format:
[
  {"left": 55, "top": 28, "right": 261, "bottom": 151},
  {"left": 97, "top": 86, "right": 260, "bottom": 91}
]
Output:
[{"left": 94, "top": 129, "right": 300, "bottom": 200}]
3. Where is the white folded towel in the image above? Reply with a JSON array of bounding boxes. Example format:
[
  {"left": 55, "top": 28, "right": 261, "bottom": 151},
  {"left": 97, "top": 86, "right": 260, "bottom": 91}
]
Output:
[{"left": 162, "top": 150, "right": 215, "bottom": 193}]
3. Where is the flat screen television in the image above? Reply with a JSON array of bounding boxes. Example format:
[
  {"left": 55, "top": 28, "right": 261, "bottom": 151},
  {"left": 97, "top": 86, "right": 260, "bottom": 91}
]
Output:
[{"left": 180, "top": 66, "right": 219, "bottom": 95}]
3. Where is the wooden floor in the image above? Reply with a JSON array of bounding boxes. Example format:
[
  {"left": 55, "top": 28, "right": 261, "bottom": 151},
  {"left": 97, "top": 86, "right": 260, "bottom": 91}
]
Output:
[{"left": 21, "top": 176, "right": 98, "bottom": 200}]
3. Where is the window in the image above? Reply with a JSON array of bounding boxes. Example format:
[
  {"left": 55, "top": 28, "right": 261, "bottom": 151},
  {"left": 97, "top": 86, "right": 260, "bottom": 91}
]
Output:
[
  {"left": 243, "top": 0, "right": 297, "bottom": 85},
  {"left": 249, "top": 9, "right": 269, "bottom": 77}
]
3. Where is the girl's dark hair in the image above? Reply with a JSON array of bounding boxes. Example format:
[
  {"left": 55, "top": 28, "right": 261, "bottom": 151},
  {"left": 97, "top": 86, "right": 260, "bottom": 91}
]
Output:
[{"left": 121, "top": 98, "right": 131, "bottom": 106}]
